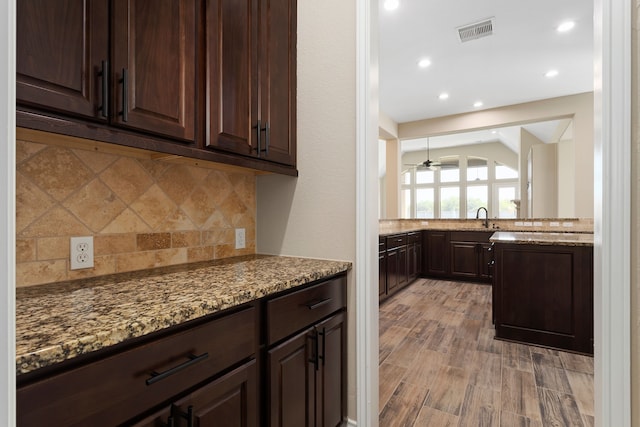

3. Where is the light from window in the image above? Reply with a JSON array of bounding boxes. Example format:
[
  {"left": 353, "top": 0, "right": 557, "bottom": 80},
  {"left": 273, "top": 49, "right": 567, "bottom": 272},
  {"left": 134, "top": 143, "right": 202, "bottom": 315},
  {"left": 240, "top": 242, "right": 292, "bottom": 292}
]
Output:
[
  {"left": 498, "top": 186, "right": 517, "bottom": 218},
  {"left": 402, "top": 170, "right": 412, "bottom": 185},
  {"left": 416, "top": 188, "right": 435, "bottom": 218},
  {"left": 440, "top": 186, "right": 460, "bottom": 218},
  {"left": 416, "top": 169, "right": 434, "bottom": 184},
  {"left": 466, "top": 185, "right": 488, "bottom": 218},
  {"left": 467, "top": 157, "right": 488, "bottom": 181},
  {"left": 440, "top": 156, "right": 460, "bottom": 183},
  {"left": 400, "top": 188, "right": 411, "bottom": 218},
  {"left": 495, "top": 162, "right": 518, "bottom": 179}
]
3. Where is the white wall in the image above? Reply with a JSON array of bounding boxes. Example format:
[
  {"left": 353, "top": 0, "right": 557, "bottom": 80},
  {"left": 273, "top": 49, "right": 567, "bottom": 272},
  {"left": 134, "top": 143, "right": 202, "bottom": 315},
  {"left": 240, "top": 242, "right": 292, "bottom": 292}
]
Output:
[{"left": 256, "top": 0, "right": 358, "bottom": 419}]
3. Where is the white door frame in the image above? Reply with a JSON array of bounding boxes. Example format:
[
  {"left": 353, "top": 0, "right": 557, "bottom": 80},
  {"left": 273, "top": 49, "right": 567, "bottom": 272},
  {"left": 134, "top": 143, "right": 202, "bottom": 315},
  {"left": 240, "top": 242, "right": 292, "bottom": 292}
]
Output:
[
  {"left": 1, "top": 0, "right": 16, "bottom": 424},
  {"left": 356, "top": 0, "right": 631, "bottom": 426},
  {"left": 0, "top": 0, "right": 631, "bottom": 425}
]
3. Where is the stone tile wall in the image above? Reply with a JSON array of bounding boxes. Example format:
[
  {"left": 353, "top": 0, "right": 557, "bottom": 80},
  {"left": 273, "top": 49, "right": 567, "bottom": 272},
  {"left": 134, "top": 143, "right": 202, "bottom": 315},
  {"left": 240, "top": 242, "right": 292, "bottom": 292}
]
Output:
[{"left": 16, "top": 136, "right": 256, "bottom": 287}]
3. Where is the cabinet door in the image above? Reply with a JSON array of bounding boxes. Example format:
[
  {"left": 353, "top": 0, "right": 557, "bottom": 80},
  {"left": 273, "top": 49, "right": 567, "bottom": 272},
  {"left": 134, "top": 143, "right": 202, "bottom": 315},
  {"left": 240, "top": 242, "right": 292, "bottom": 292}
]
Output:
[
  {"left": 379, "top": 252, "right": 387, "bottom": 299},
  {"left": 258, "top": 0, "right": 297, "bottom": 166},
  {"left": 112, "top": 0, "right": 196, "bottom": 141},
  {"left": 17, "top": 0, "right": 109, "bottom": 120},
  {"left": 268, "top": 328, "right": 315, "bottom": 427},
  {"left": 205, "top": 0, "right": 259, "bottom": 156},
  {"left": 479, "top": 242, "right": 493, "bottom": 280},
  {"left": 172, "top": 360, "right": 258, "bottom": 427},
  {"left": 449, "top": 241, "right": 479, "bottom": 279},
  {"left": 407, "top": 243, "right": 416, "bottom": 282},
  {"left": 130, "top": 405, "right": 173, "bottom": 427},
  {"left": 386, "top": 248, "right": 399, "bottom": 293},
  {"left": 424, "top": 231, "right": 448, "bottom": 277},
  {"left": 398, "top": 245, "right": 408, "bottom": 287},
  {"left": 316, "top": 313, "right": 346, "bottom": 427}
]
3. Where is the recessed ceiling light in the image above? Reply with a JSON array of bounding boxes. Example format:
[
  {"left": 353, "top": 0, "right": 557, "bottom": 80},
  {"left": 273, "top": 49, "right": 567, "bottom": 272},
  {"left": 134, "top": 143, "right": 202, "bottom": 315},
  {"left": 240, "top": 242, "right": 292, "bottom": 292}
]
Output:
[
  {"left": 438, "top": 93, "right": 449, "bottom": 100},
  {"left": 557, "top": 21, "right": 576, "bottom": 32},
  {"left": 418, "top": 58, "right": 431, "bottom": 68},
  {"left": 473, "top": 101, "right": 483, "bottom": 108},
  {"left": 384, "top": 0, "right": 399, "bottom": 11},
  {"left": 545, "top": 69, "right": 559, "bottom": 78}
]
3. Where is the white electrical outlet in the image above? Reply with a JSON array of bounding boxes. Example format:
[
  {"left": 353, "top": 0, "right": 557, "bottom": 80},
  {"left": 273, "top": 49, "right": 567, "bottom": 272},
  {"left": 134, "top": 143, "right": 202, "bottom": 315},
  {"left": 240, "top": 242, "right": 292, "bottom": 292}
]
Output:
[
  {"left": 235, "top": 228, "right": 246, "bottom": 249},
  {"left": 70, "top": 236, "right": 94, "bottom": 270}
]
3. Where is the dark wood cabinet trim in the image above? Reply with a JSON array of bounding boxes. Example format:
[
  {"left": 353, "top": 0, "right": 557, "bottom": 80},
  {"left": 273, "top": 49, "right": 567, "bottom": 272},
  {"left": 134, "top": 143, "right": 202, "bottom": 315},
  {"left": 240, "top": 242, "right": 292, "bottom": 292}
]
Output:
[{"left": 17, "top": 110, "right": 298, "bottom": 176}]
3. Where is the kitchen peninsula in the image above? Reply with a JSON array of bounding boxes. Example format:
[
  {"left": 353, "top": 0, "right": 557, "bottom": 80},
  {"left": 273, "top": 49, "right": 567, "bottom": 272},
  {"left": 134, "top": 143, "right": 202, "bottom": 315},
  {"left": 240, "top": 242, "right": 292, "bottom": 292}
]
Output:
[
  {"left": 379, "top": 219, "right": 594, "bottom": 355},
  {"left": 378, "top": 218, "right": 593, "bottom": 301},
  {"left": 16, "top": 255, "right": 351, "bottom": 426},
  {"left": 490, "top": 231, "right": 593, "bottom": 354}
]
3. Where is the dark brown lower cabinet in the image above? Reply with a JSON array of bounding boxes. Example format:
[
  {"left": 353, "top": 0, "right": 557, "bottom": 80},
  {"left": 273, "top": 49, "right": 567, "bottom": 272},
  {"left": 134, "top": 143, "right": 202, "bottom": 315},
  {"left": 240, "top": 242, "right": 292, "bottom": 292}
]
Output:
[
  {"left": 266, "top": 276, "right": 347, "bottom": 427},
  {"left": 16, "top": 273, "right": 348, "bottom": 427},
  {"left": 133, "top": 360, "right": 257, "bottom": 427},
  {"left": 493, "top": 243, "right": 593, "bottom": 354},
  {"left": 423, "top": 231, "right": 448, "bottom": 277},
  {"left": 449, "top": 231, "right": 493, "bottom": 282},
  {"left": 268, "top": 312, "right": 345, "bottom": 427}
]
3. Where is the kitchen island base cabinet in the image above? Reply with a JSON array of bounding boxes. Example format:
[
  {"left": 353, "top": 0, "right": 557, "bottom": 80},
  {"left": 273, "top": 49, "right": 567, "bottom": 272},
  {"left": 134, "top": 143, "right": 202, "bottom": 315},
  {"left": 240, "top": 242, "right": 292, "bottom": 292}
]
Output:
[{"left": 493, "top": 243, "right": 593, "bottom": 354}]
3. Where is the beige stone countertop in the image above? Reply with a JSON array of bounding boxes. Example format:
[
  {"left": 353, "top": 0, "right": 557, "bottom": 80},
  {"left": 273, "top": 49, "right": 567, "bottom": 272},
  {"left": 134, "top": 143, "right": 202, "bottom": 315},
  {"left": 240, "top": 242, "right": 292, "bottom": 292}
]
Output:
[
  {"left": 16, "top": 255, "right": 351, "bottom": 376},
  {"left": 489, "top": 231, "right": 594, "bottom": 246},
  {"left": 379, "top": 218, "right": 594, "bottom": 236}
]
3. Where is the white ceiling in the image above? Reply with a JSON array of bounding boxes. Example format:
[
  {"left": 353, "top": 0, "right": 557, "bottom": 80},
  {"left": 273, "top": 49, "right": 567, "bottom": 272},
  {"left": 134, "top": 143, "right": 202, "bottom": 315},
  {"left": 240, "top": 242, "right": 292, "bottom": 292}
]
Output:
[{"left": 378, "top": 0, "right": 594, "bottom": 124}]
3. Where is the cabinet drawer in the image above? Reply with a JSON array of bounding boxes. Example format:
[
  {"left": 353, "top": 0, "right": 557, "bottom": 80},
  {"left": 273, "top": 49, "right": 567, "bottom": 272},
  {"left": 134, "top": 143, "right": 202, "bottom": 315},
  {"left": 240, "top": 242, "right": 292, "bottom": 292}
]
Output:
[
  {"left": 17, "top": 306, "right": 256, "bottom": 427},
  {"left": 379, "top": 236, "right": 386, "bottom": 252},
  {"left": 267, "top": 276, "right": 346, "bottom": 345},
  {"left": 386, "top": 234, "right": 407, "bottom": 249},
  {"left": 449, "top": 231, "right": 491, "bottom": 243},
  {"left": 407, "top": 232, "right": 421, "bottom": 244}
]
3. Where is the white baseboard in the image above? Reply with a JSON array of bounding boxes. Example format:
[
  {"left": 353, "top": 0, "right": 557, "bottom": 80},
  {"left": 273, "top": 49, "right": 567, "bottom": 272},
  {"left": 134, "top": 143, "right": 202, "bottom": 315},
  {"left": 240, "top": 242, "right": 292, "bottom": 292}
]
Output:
[{"left": 345, "top": 418, "right": 357, "bottom": 427}]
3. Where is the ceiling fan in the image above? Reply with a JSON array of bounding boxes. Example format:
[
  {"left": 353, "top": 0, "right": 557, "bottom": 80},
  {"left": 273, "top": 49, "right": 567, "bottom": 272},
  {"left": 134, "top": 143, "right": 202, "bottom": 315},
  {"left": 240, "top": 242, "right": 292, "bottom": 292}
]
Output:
[{"left": 404, "top": 137, "right": 442, "bottom": 171}]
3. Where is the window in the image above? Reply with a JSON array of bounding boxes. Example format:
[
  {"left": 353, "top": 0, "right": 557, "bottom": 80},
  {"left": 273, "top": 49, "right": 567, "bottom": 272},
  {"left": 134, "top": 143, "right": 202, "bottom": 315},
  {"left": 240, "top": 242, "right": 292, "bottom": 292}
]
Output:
[
  {"left": 416, "top": 169, "right": 434, "bottom": 184},
  {"left": 440, "top": 186, "right": 460, "bottom": 218},
  {"left": 467, "top": 157, "right": 488, "bottom": 181},
  {"left": 495, "top": 161, "right": 518, "bottom": 179},
  {"left": 439, "top": 156, "right": 459, "bottom": 183},
  {"left": 467, "top": 185, "right": 488, "bottom": 218},
  {"left": 416, "top": 188, "right": 435, "bottom": 218},
  {"left": 496, "top": 185, "right": 518, "bottom": 218},
  {"left": 400, "top": 151, "right": 519, "bottom": 219}
]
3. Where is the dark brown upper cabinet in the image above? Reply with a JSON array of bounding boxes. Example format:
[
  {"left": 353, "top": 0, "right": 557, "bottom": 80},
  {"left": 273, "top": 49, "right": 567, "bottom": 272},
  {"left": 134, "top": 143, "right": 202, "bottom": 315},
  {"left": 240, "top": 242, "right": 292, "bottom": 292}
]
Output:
[
  {"left": 17, "top": 0, "right": 109, "bottom": 120},
  {"left": 16, "top": 0, "right": 297, "bottom": 175},
  {"left": 112, "top": 0, "right": 197, "bottom": 142},
  {"left": 18, "top": 0, "right": 196, "bottom": 142},
  {"left": 206, "top": 0, "right": 296, "bottom": 166}
]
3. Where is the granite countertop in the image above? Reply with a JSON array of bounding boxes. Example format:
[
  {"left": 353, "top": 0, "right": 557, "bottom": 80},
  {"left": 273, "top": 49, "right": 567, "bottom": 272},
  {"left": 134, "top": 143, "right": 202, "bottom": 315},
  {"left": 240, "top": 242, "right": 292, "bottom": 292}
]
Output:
[
  {"left": 16, "top": 255, "right": 351, "bottom": 376},
  {"left": 489, "top": 231, "right": 594, "bottom": 246},
  {"left": 379, "top": 218, "right": 593, "bottom": 236}
]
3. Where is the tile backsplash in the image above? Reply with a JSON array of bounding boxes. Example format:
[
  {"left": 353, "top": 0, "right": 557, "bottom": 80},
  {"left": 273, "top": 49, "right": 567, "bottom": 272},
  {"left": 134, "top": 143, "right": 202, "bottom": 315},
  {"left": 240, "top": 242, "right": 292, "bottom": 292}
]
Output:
[{"left": 16, "top": 133, "right": 256, "bottom": 287}]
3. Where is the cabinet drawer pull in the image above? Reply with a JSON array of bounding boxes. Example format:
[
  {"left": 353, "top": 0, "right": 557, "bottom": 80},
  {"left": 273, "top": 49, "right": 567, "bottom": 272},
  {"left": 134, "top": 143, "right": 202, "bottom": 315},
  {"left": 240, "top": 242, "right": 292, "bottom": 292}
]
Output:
[
  {"left": 145, "top": 353, "right": 209, "bottom": 386},
  {"left": 305, "top": 298, "right": 331, "bottom": 310}
]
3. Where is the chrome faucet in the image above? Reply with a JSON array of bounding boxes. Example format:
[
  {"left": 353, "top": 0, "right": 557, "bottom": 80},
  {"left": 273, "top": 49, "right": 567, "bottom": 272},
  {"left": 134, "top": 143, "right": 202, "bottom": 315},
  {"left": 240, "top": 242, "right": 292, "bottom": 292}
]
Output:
[{"left": 475, "top": 207, "right": 489, "bottom": 228}]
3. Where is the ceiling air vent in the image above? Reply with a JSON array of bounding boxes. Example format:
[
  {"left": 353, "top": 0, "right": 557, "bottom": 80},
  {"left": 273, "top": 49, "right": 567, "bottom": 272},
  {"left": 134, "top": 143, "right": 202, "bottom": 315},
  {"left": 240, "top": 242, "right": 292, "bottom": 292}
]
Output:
[{"left": 457, "top": 18, "right": 494, "bottom": 43}]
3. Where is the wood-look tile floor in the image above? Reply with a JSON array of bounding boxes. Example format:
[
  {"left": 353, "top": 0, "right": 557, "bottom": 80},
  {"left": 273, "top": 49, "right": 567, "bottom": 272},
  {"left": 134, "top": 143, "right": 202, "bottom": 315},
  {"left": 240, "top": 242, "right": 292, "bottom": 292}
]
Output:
[{"left": 379, "top": 278, "right": 594, "bottom": 427}]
